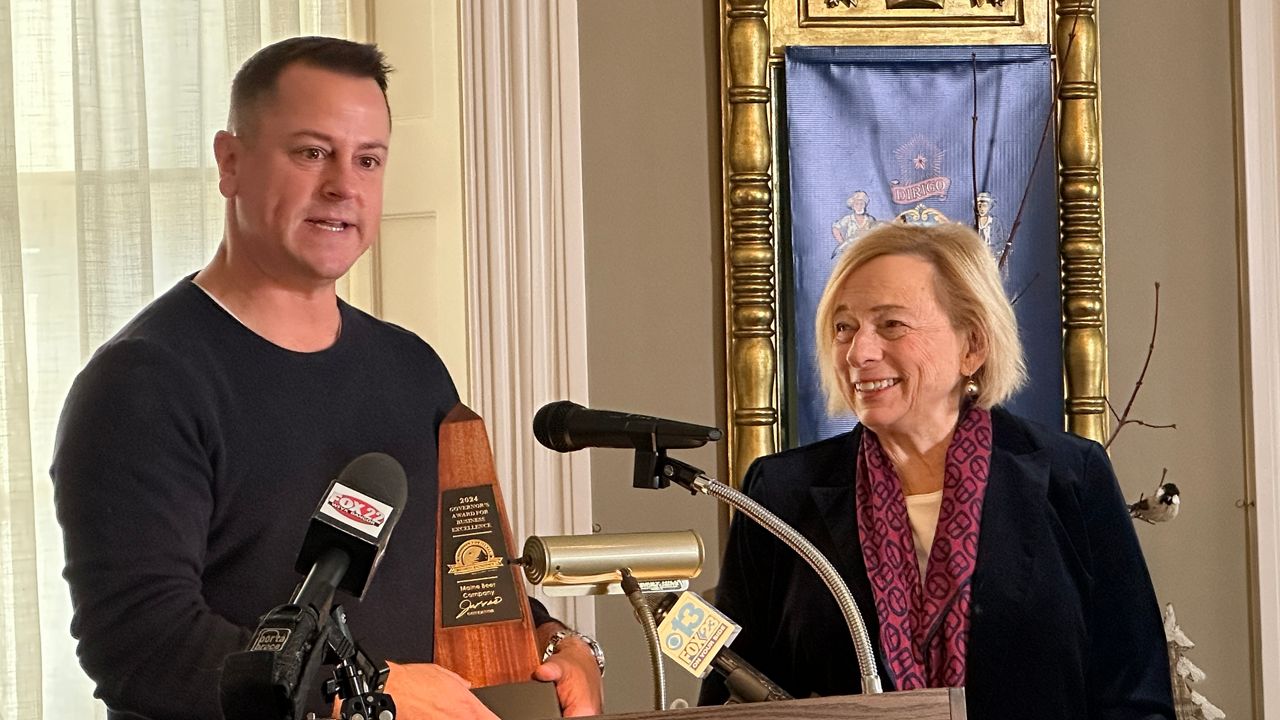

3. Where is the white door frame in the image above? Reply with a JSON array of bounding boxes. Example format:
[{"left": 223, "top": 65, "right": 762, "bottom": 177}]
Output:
[{"left": 1237, "top": 0, "right": 1280, "bottom": 715}]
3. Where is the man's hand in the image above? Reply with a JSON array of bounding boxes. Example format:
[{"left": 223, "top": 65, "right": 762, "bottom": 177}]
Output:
[
  {"left": 378, "top": 661, "right": 498, "bottom": 720},
  {"left": 532, "top": 635, "right": 604, "bottom": 717}
]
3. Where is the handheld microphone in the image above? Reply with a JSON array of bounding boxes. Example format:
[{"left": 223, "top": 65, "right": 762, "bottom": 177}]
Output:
[
  {"left": 293, "top": 452, "right": 408, "bottom": 603},
  {"left": 532, "top": 401, "right": 722, "bottom": 453},
  {"left": 517, "top": 531, "right": 704, "bottom": 596},
  {"left": 220, "top": 453, "right": 408, "bottom": 720},
  {"left": 650, "top": 592, "right": 792, "bottom": 703}
]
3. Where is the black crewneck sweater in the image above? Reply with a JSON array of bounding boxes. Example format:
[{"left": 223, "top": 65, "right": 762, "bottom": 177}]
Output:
[{"left": 52, "top": 278, "right": 547, "bottom": 720}]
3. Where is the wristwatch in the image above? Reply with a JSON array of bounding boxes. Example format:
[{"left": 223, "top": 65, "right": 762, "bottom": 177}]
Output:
[{"left": 541, "top": 629, "right": 606, "bottom": 677}]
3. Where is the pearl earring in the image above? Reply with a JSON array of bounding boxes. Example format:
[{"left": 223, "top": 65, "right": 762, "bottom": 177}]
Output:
[{"left": 964, "top": 376, "right": 980, "bottom": 398}]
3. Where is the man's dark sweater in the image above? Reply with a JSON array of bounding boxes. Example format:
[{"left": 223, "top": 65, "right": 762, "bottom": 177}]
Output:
[{"left": 51, "top": 278, "right": 548, "bottom": 720}]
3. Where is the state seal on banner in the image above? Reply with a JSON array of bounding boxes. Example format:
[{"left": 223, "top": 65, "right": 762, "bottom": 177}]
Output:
[{"left": 890, "top": 135, "right": 951, "bottom": 225}]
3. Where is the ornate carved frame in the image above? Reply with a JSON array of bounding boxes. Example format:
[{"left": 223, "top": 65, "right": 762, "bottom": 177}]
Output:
[{"left": 719, "top": 0, "right": 1107, "bottom": 486}]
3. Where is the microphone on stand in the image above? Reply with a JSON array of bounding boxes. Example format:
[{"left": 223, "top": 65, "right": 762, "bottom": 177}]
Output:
[
  {"left": 533, "top": 401, "right": 721, "bottom": 453},
  {"left": 220, "top": 453, "right": 408, "bottom": 720},
  {"left": 529, "top": 400, "right": 882, "bottom": 693},
  {"left": 649, "top": 591, "right": 793, "bottom": 704},
  {"left": 292, "top": 452, "right": 408, "bottom": 606}
]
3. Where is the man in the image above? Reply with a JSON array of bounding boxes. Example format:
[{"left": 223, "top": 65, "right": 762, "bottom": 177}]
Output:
[
  {"left": 51, "top": 37, "right": 602, "bottom": 720},
  {"left": 830, "top": 190, "right": 877, "bottom": 258},
  {"left": 975, "top": 191, "right": 1007, "bottom": 264}
]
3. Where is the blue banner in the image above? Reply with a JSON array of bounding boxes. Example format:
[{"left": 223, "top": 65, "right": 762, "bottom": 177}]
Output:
[{"left": 784, "top": 45, "right": 1061, "bottom": 446}]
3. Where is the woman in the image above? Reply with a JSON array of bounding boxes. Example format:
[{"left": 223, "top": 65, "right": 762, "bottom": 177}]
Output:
[{"left": 701, "top": 223, "right": 1173, "bottom": 719}]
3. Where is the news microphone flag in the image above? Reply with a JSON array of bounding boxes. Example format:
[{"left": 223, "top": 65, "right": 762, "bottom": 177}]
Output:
[{"left": 657, "top": 591, "right": 741, "bottom": 679}]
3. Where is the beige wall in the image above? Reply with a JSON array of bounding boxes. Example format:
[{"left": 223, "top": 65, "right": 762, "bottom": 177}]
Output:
[
  {"left": 577, "top": 0, "right": 724, "bottom": 711},
  {"left": 1099, "top": 1, "right": 1254, "bottom": 715}
]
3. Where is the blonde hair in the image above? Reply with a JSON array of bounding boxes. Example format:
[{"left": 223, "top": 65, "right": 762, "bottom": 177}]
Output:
[{"left": 814, "top": 222, "right": 1027, "bottom": 414}]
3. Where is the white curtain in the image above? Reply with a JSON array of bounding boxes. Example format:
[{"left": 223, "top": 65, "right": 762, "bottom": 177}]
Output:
[{"left": 0, "top": 1, "right": 346, "bottom": 717}]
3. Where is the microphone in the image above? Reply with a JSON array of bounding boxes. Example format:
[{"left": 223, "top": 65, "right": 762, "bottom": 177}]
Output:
[
  {"left": 650, "top": 592, "right": 792, "bottom": 703},
  {"left": 221, "top": 453, "right": 408, "bottom": 720},
  {"left": 533, "top": 401, "right": 722, "bottom": 453},
  {"left": 293, "top": 452, "right": 408, "bottom": 604},
  {"left": 516, "top": 531, "right": 704, "bottom": 596}
]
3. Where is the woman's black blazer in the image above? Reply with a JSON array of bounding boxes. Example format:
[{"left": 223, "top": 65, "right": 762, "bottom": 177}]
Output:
[{"left": 700, "top": 407, "right": 1174, "bottom": 720}]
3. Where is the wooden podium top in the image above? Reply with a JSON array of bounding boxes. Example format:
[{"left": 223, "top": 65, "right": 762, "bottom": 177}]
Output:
[{"left": 586, "top": 688, "right": 965, "bottom": 720}]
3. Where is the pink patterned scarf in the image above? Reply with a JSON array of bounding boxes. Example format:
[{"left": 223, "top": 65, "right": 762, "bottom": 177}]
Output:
[{"left": 855, "top": 404, "right": 992, "bottom": 689}]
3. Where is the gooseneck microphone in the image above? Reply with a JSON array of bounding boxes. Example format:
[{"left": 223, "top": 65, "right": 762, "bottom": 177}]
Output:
[
  {"left": 533, "top": 401, "right": 880, "bottom": 693},
  {"left": 533, "top": 400, "right": 722, "bottom": 453}
]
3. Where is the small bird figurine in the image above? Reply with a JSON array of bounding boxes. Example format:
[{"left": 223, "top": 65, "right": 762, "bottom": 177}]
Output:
[{"left": 1129, "top": 473, "right": 1181, "bottom": 524}]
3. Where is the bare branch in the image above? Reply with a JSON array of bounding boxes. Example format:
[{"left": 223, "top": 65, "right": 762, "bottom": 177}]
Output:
[
  {"left": 1001, "top": 11, "right": 1083, "bottom": 270},
  {"left": 1105, "top": 283, "right": 1175, "bottom": 449},
  {"left": 1111, "top": 419, "right": 1178, "bottom": 439},
  {"left": 1118, "top": 282, "right": 1161, "bottom": 420},
  {"left": 1105, "top": 396, "right": 1123, "bottom": 423},
  {"left": 971, "top": 53, "right": 980, "bottom": 229},
  {"left": 1008, "top": 271, "right": 1040, "bottom": 306}
]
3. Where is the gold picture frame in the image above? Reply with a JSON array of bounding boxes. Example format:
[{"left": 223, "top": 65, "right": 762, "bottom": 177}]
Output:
[{"left": 719, "top": 0, "right": 1107, "bottom": 486}]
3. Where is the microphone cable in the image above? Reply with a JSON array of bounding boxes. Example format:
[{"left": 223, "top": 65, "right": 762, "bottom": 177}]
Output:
[{"left": 621, "top": 568, "right": 666, "bottom": 712}]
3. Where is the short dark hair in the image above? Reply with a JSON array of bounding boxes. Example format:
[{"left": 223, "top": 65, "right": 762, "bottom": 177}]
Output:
[{"left": 228, "top": 36, "right": 393, "bottom": 134}]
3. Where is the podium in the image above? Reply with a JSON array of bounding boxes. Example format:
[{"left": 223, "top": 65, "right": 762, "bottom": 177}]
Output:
[
  {"left": 593, "top": 688, "right": 965, "bottom": 720},
  {"left": 433, "top": 404, "right": 967, "bottom": 720}
]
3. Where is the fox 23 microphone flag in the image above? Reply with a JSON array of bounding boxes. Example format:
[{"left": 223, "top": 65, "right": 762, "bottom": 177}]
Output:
[{"left": 783, "top": 45, "right": 1062, "bottom": 445}]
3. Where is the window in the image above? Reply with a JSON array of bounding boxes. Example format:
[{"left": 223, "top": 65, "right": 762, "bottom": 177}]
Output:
[{"left": 0, "top": 3, "right": 347, "bottom": 716}]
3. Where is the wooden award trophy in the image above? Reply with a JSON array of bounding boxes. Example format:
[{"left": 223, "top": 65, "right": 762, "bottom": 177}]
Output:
[{"left": 435, "top": 403, "right": 561, "bottom": 719}]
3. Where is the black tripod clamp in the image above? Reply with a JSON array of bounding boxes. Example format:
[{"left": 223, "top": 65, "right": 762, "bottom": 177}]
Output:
[
  {"left": 323, "top": 606, "right": 396, "bottom": 720},
  {"left": 220, "top": 602, "right": 396, "bottom": 720}
]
